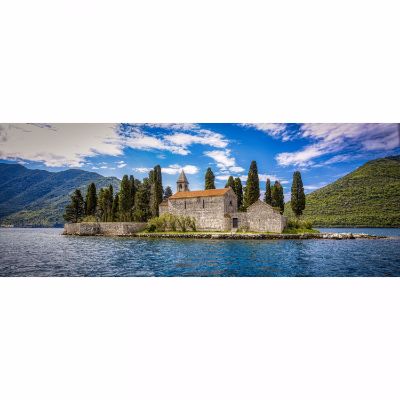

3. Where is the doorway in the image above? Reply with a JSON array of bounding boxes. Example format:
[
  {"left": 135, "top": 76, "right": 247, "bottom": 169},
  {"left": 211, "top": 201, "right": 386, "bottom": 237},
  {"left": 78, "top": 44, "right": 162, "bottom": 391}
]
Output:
[{"left": 232, "top": 218, "right": 238, "bottom": 228}]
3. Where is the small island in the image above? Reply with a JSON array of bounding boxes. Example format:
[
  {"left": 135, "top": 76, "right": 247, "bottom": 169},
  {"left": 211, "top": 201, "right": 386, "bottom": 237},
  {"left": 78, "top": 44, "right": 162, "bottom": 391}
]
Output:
[{"left": 63, "top": 163, "right": 385, "bottom": 240}]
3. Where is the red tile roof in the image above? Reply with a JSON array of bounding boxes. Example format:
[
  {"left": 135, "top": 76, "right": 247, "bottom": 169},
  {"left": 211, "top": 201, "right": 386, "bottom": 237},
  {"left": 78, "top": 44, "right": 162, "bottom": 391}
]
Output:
[{"left": 169, "top": 188, "right": 231, "bottom": 199}]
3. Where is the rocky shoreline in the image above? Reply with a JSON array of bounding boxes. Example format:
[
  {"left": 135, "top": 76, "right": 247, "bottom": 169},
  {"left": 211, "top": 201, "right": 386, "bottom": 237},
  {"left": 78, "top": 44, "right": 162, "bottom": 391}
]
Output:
[
  {"left": 133, "top": 232, "right": 386, "bottom": 240},
  {"left": 63, "top": 228, "right": 386, "bottom": 240}
]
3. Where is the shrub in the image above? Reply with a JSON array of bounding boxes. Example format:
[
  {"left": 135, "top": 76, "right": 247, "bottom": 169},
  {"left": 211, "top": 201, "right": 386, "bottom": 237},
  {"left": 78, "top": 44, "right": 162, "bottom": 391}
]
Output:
[
  {"left": 82, "top": 215, "right": 97, "bottom": 222},
  {"left": 287, "top": 218, "right": 313, "bottom": 230},
  {"left": 146, "top": 213, "right": 196, "bottom": 232}
]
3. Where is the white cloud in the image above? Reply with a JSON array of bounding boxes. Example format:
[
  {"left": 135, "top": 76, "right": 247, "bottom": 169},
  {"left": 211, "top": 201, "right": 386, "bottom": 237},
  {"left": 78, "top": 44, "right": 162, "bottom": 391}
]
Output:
[
  {"left": 240, "top": 123, "right": 293, "bottom": 141},
  {"left": 215, "top": 175, "right": 232, "bottom": 181},
  {"left": 133, "top": 167, "right": 153, "bottom": 173},
  {"left": 122, "top": 124, "right": 230, "bottom": 156},
  {"left": 0, "top": 123, "right": 122, "bottom": 167},
  {"left": 91, "top": 166, "right": 99, "bottom": 170},
  {"left": 162, "top": 164, "right": 199, "bottom": 175},
  {"left": 203, "top": 149, "right": 244, "bottom": 174},
  {"left": 275, "top": 123, "right": 399, "bottom": 167},
  {"left": 116, "top": 161, "right": 127, "bottom": 168},
  {"left": 133, "top": 164, "right": 199, "bottom": 175}
]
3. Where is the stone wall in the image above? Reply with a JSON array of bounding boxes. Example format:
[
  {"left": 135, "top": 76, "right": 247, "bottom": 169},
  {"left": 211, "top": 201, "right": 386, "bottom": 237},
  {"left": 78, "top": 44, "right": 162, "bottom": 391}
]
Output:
[
  {"left": 245, "top": 201, "right": 287, "bottom": 233},
  {"left": 64, "top": 222, "right": 147, "bottom": 236},
  {"left": 168, "top": 196, "right": 226, "bottom": 230}
]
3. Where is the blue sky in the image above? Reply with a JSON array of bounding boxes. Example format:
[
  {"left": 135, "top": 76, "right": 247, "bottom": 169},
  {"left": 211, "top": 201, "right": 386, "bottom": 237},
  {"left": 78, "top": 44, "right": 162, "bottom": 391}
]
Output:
[{"left": 0, "top": 123, "right": 399, "bottom": 199}]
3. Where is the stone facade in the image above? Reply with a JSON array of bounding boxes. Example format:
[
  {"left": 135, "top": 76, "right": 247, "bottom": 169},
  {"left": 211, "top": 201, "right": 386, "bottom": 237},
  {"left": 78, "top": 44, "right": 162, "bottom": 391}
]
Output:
[
  {"left": 64, "top": 222, "right": 147, "bottom": 236},
  {"left": 159, "top": 172, "right": 287, "bottom": 233}
]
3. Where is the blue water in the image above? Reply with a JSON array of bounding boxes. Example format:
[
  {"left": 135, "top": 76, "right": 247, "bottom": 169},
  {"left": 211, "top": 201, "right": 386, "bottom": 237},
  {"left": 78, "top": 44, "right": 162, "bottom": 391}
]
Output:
[{"left": 0, "top": 228, "right": 399, "bottom": 277}]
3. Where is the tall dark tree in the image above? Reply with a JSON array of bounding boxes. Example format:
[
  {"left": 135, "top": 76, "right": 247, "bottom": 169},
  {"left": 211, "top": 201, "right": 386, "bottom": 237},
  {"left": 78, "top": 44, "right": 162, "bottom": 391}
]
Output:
[
  {"left": 243, "top": 161, "right": 260, "bottom": 208},
  {"left": 112, "top": 193, "right": 119, "bottom": 222},
  {"left": 119, "top": 174, "right": 133, "bottom": 221},
  {"left": 164, "top": 186, "right": 173, "bottom": 199},
  {"left": 97, "top": 188, "right": 105, "bottom": 221},
  {"left": 84, "top": 182, "right": 97, "bottom": 216},
  {"left": 205, "top": 167, "right": 215, "bottom": 190},
  {"left": 129, "top": 175, "right": 136, "bottom": 209},
  {"left": 233, "top": 177, "right": 243, "bottom": 210},
  {"left": 225, "top": 176, "right": 235, "bottom": 189},
  {"left": 264, "top": 178, "right": 272, "bottom": 205},
  {"left": 150, "top": 165, "right": 163, "bottom": 217},
  {"left": 133, "top": 178, "right": 151, "bottom": 222},
  {"left": 271, "top": 181, "right": 285, "bottom": 214},
  {"left": 291, "top": 171, "right": 306, "bottom": 217},
  {"left": 64, "top": 189, "right": 85, "bottom": 223},
  {"left": 105, "top": 184, "right": 114, "bottom": 221}
]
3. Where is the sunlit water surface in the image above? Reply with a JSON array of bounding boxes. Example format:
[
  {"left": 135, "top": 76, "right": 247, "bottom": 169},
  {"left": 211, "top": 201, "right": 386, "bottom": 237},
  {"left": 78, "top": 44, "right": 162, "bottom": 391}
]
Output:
[{"left": 0, "top": 228, "right": 399, "bottom": 276}]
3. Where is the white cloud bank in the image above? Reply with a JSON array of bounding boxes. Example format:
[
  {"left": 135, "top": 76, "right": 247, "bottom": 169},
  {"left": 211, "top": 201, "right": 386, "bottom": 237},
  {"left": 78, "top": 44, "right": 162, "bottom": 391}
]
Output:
[
  {"left": 0, "top": 123, "right": 122, "bottom": 167},
  {"left": 276, "top": 123, "right": 399, "bottom": 167}
]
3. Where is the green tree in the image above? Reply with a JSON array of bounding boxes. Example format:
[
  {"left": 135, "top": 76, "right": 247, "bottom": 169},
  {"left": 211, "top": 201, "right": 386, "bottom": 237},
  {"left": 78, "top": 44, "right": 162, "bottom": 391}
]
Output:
[
  {"left": 225, "top": 176, "right": 235, "bottom": 189},
  {"left": 84, "top": 182, "right": 97, "bottom": 216},
  {"left": 129, "top": 175, "right": 136, "bottom": 209},
  {"left": 119, "top": 174, "right": 133, "bottom": 221},
  {"left": 264, "top": 178, "right": 272, "bottom": 205},
  {"left": 243, "top": 161, "right": 260, "bottom": 208},
  {"left": 133, "top": 178, "right": 151, "bottom": 222},
  {"left": 271, "top": 181, "right": 285, "bottom": 214},
  {"left": 164, "top": 186, "right": 173, "bottom": 199},
  {"left": 233, "top": 177, "right": 243, "bottom": 210},
  {"left": 291, "top": 171, "right": 306, "bottom": 217},
  {"left": 64, "top": 189, "right": 85, "bottom": 223},
  {"left": 112, "top": 193, "right": 120, "bottom": 222},
  {"left": 205, "top": 167, "right": 215, "bottom": 190},
  {"left": 150, "top": 165, "right": 163, "bottom": 217}
]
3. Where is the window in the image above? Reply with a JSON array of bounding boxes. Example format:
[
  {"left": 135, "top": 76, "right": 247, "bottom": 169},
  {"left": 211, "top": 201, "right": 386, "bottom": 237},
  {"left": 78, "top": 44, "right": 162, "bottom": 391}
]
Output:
[
  {"left": 184, "top": 201, "right": 186, "bottom": 209},
  {"left": 229, "top": 200, "right": 232, "bottom": 206},
  {"left": 202, "top": 199, "right": 205, "bottom": 208}
]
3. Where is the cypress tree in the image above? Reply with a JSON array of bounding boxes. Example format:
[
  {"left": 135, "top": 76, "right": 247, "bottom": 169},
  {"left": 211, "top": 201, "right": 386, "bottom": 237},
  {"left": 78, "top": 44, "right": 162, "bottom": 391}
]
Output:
[
  {"left": 97, "top": 188, "right": 105, "bottom": 221},
  {"left": 150, "top": 165, "right": 163, "bottom": 217},
  {"left": 112, "top": 193, "right": 119, "bottom": 222},
  {"left": 233, "top": 177, "right": 243, "bottom": 210},
  {"left": 119, "top": 174, "right": 133, "bottom": 221},
  {"left": 264, "top": 178, "right": 272, "bottom": 205},
  {"left": 133, "top": 178, "right": 151, "bottom": 222},
  {"left": 205, "top": 167, "right": 215, "bottom": 190},
  {"left": 129, "top": 175, "right": 136, "bottom": 208},
  {"left": 85, "top": 182, "right": 97, "bottom": 216},
  {"left": 64, "top": 189, "right": 85, "bottom": 223},
  {"left": 164, "top": 186, "right": 173, "bottom": 199},
  {"left": 291, "top": 171, "right": 306, "bottom": 217},
  {"left": 225, "top": 176, "right": 235, "bottom": 189},
  {"left": 243, "top": 161, "right": 260, "bottom": 208},
  {"left": 271, "top": 181, "right": 284, "bottom": 214},
  {"left": 105, "top": 184, "right": 114, "bottom": 221}
]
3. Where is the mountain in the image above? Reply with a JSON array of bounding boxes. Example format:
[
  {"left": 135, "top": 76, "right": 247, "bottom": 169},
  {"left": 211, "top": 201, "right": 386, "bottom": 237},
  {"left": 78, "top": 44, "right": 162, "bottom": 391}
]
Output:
[
  {"left": 0, "top": 163, "right": 120, "bottom": 227},
  {"left": 285, "top": 156, "right": 400, "bottom": 227}
]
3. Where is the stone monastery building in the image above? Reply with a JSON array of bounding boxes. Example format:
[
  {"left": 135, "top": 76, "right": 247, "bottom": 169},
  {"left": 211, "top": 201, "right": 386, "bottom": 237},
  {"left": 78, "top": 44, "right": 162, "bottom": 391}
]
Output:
[{"left": 159, "top": 170, "right": 287, "bottom": 233}]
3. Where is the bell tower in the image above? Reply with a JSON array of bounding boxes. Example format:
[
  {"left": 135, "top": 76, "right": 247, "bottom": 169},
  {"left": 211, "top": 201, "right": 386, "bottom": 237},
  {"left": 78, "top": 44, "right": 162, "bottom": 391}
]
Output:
[{"left": 176, "top": 170, "right": 189, "bottom": 192}]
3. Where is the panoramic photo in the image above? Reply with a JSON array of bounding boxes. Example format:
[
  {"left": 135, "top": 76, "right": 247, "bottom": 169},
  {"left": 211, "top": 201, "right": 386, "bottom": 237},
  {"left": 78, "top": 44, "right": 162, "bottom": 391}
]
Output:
[{"left": 0, "top": 123, "right": 399, "bottom": 276}]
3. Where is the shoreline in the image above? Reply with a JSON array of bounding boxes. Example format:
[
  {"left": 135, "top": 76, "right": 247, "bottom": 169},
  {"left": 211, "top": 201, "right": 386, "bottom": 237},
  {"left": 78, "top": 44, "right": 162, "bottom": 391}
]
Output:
[{"left": 62, "top": 231, "right": 387, "bottom": 240}]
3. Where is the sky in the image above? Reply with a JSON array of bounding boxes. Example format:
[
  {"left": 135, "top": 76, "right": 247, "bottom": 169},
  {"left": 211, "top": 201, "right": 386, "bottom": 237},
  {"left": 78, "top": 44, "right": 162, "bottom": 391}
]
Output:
[{"left": 0, "top": 123, "right": 399, "bottom": 200}]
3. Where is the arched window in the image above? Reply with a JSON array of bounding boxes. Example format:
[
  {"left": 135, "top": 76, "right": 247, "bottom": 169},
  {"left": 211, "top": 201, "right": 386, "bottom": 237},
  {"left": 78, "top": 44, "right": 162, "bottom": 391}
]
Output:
[{"left": 229, "top": 200, "right": 232, "bottom": 206}]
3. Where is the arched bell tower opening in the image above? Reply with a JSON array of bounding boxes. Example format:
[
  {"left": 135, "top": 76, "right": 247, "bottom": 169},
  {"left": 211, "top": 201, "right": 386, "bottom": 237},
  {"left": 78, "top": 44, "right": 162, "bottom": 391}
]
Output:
[{"left": 176, "top": 170, "right": 189, "bottom": 193}]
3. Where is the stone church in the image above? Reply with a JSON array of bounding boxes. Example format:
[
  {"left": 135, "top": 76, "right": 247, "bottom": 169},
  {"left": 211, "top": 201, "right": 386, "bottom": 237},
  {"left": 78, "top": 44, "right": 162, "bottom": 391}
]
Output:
[{"left": 159, "top": 170, "right": 287, "bottom": 233}]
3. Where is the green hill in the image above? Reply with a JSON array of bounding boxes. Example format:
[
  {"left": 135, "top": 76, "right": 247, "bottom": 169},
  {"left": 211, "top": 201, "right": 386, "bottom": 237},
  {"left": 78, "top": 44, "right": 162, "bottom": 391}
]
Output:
[
  {"left": 284, "top": 156, "right": 400, "bottom": 227},
  {"left": 0, "top": 163, "right": 120, "bottom": 227}
]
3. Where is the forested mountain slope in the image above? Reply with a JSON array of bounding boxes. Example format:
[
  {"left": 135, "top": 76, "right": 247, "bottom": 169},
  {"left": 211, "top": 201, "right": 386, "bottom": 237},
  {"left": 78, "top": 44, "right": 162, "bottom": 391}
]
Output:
[
  {"left": 284, "top": 156, "right": 400, "bottom": 227},
  {"left": 0, "top": 163, "right": 120, "bottom": 227}
]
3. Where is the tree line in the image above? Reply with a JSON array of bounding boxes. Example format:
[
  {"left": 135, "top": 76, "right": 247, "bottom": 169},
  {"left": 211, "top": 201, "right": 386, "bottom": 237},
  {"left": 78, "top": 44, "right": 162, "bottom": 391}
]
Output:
[
  {"left": 64, "top": 160, "right": 305, "bottom": 223},
  {"left": 205, "top": 161, "right": 305, "bottom": 217},
  {"left": 64, "top": 165, "right": 170, "bottom": 223}
]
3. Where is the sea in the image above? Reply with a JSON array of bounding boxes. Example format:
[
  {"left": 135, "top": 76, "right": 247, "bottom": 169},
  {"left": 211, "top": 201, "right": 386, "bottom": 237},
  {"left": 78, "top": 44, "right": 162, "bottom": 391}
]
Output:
[{"left": 0, "top": 227, "right": 399, "bottom": 277}]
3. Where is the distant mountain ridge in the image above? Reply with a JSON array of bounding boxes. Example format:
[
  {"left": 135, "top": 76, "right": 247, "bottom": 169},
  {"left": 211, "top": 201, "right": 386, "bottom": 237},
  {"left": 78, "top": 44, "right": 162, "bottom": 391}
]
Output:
[
  {"left": 285, "top": 155, "right": 400, "bottom": 227},
  {"left": 0, "top": 163, "right": 120, "bottom": 227}
]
